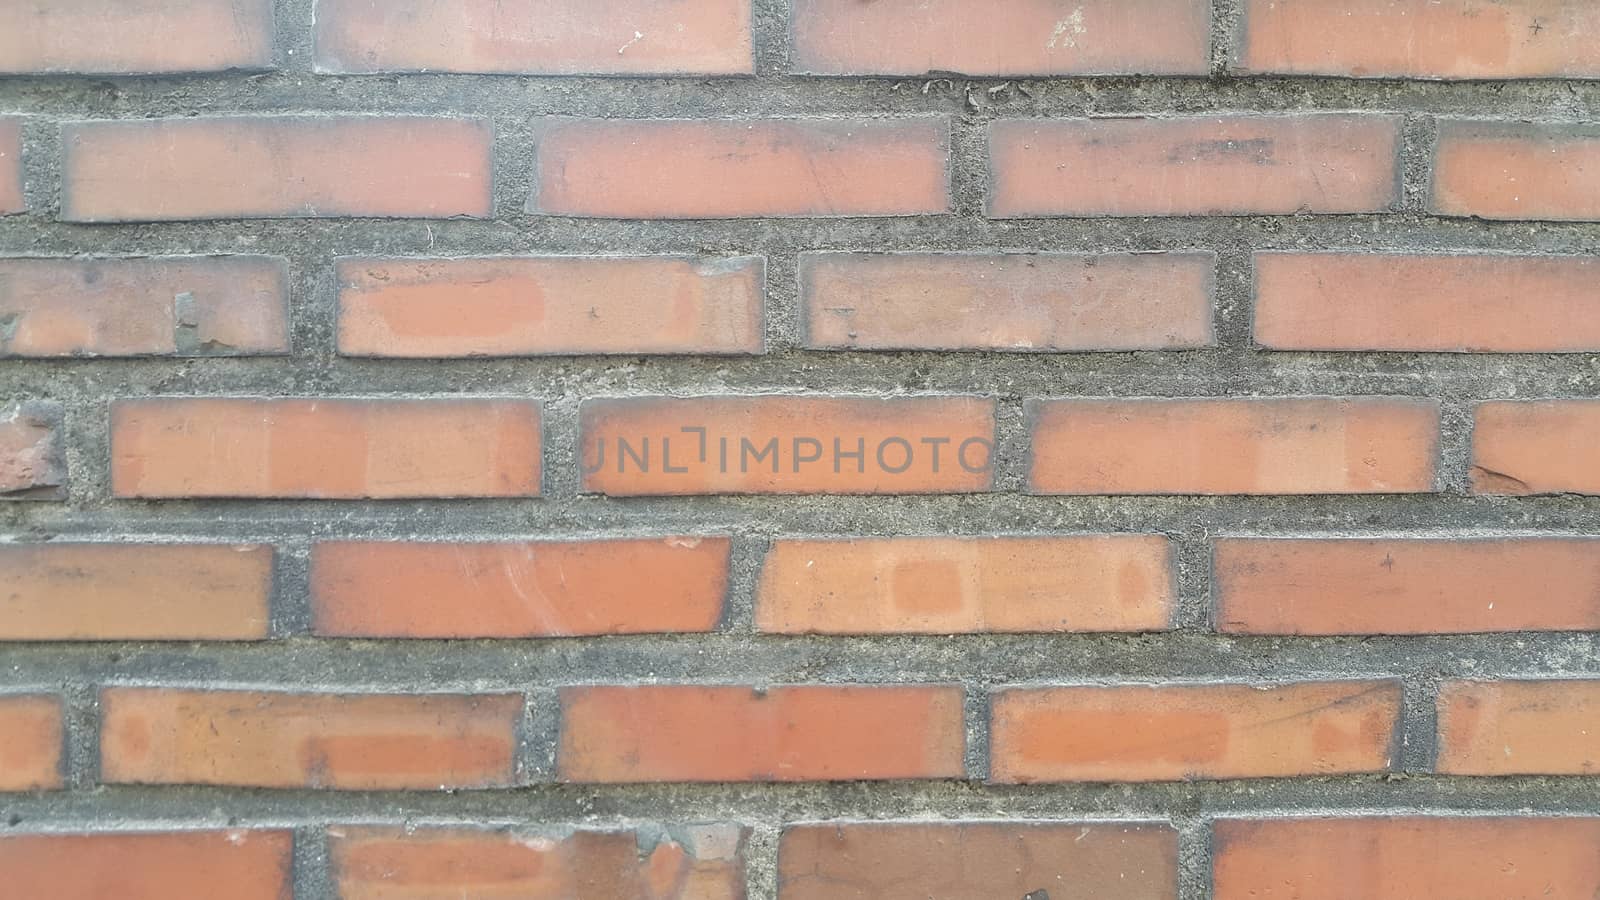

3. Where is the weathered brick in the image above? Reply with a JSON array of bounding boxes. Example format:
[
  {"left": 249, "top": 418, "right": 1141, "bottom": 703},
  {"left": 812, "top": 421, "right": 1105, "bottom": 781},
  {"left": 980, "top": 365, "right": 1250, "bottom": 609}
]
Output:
[
  {"left": 0, "top": 695, "right": 63, "bottom": 791},
  {"left": 315, "top": 0, "right": 752, "bottom": 75},
  {"left": 559, "top": 685, "right": 965, "bottom": 782},
  {"left": 1213, "top": 817, "right": 1600, "bottom": 900},
  {"left": 1471, "top": 400, "right": 1600, "bottom": 495},
  {"left": 1255, "top": 252, "right": 1600, "bottom": 352},
  {"left": 1437, "top": 680, "right": 1600, "bottom": 775},
  {"left": 337, "top": 256, "right": 764, "bottom": 357},
  {"left": 990, "top": 681, "right": 1401, "bottom": 781},
  {"left": 801, "top": 252, "right": 1215, "bottom": 351},
  {"left": 1433, "top": 122, "right": 1600, "bottom": 220},
  {"left": 0, "top": 118, "right": 21, "bottom": 215},
  {"left": 529, "top": 118, "right": 950, "bottom": 218},
  {"left": 1237, "top": 0, "right": 1600, "bottom": 80},
  {"left": 100, "top": 688, "right": 523, "bottom": 789},
  {"left": 779, "top": 821, "right": 1178, "bottom": 900},
  {"left": 580, "top": 396, "right": 995, "bottom": 495},
  {"left": 1027, "top": 397, "right": 1439, "bottom": 495},
  {"left": 756, "top": 535, "right": 1174, "bottom": 634},
  {"left": 0, "top": 831, "right": 293, "bottom": 900},
  {"left": 0, "top": 544, "right": 272, "bottom": 641},
  {"left": 1216, "top": 538, "right": 1600, "bottom": 635},
  {"left": 791, "top": 0, "right": 1209, "bottom": 76},
  {"left": 0, "top": 257, "right": 289, "bottom": 358},
  {"left": 330, "top": 825, "right": 748, "bottom": 899},
  {"left": 111, "top": 398, "right": 541, "bottom": 499},
  {"left": 62, "top": 117, "right": 492, "bottom": 222},
  {"left": 312, "top": 537, "right": 730, "bottom": 638},
  {"left": 0, "top": 0, "right": 275, "bottom": 75},
  {"left": 0, "top": 401, "right": 66, "bottom": 501},
  {"left": 989, "top": 115, "right": 1400, "bottom": 217}
]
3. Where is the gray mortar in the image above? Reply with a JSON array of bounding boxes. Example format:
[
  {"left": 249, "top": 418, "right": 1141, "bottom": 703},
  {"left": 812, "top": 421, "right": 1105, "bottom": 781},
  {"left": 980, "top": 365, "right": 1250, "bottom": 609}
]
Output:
[{"left": 3, "top": 0, "right": 1600, "bottom": 896}]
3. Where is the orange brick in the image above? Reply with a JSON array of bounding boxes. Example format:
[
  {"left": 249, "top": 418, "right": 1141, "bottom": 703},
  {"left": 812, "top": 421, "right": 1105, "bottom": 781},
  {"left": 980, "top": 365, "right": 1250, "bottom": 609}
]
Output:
[
  {"left": 989, "top": 115, "right": 1400, "bottom": 217},
  {"left": 0, "top": 401, "right": 65, "bottom": 500},
  {"left": 0, "top": 257, "right": 289, "bottom": 357},
  {"left": 779, "top": 821, "right": 1178, "bottom": 900},
  {"left": 0, "top": 0, "right": 275, "bottom": 75},
  {"left": 111, "top": 398, "right": 541, "bottom": 499},
  {"left": 1213, "top": 817, "right": 1600, "bottom": 900},
  {"left": 990, "top": 681, "right": 1400, "bottom": 782},
  {"left": 529, "top": 118, "right": 950, "bottom": 218},
  {"left": 312, "top": 537, "right": 730, "bottom": 638},
  {"left": 316, "top": 0, "right": 752, "bottom": 75},
  {"left": 580, "top": 396, "right": 995, "bottom": 496},
  {"left": 0, "top": 118, "right": 20, "bottom": 214},
  {"left": 558, "top": 684, "right": 965, "bottom": 782},
  {"left": 756, "top": 535, "right": 1174, "bottom": 634},
  {"left": 1472, "top": 400, "right": 1600, "bottom": 495},
  {"left": 801, "top": 252, "right": 1215, "bottom": 351},
  {"left": 62, "top": 117, "right": 492, "bottom": 222},
  {"left": 1217, "top": 538, "right": 1600, "bottom": 635},
  {"left": 337, "top": 256, "right": 764, "bottom": 357},
  {"left": 1027, "top": 397, "right": 1439, "bottom": 495},
  {"left": 331, "top": 825, "right": 748, "bottom": 899},
  {"left": 1433, "top": 122, "right": 1600, "bottom": 221},
  {"left": 0, "top": 544, "right": 272, "bottom": 641},
  {"left": 0, "top": 695, "right": 63, "bottom": 791},
  {"left": 791, "top": 0, "right": 1209, "bottom": 76},
  {"left": 1255, "top": 252, "right": 1600, "bottom": 352},
  {"left": 1237, "top": 0, "right": 1600, "bottom": 80},
  {"left": 1437, "top": 680, "right": 1600, "bottom": 775},
  {"left": 100, "top": 688, "right": 523, "bottom": 789},
  {"left": 0, "top": 831, "right": 293, "bottom": 900}
]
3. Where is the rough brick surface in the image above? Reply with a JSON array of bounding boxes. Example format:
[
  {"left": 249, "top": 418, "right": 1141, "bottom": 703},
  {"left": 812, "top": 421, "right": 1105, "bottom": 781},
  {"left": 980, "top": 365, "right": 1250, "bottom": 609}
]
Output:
[
  {"left": 0, "top": 695, "right": 64, "bottom": 791},
  {"left": 316, "top": 0, "right": 753, "bottom": 75},
  {"left": 0, "top": 831, "right": 293, "bottom": 900},
  {"left": 1437, "top": 680, "right": 1600, "bottom": 775},
  {"left": 990, "top": 681, "right": 1401, "bottom": 781},
  {"left": 100, "top": 688, "right": 524, "bottom": 789},
  {"left": 0, "top": 0, "right": 276, "bottom": 75},
  {"left": 0, "top": 401, "right": 66, "bottom": 500},
  {"left": 1471, "top": 400, "right": 1600, "bottom": 495},
  {"left": 337, "top": 256, "right": 764, "bottom": 357},
  {"left": 1433, "top": 122, "right": 1600, "bottom": 220},
  {"left": 0, "top": 118, "right": 21, "bottom": 215},
  {"left": 0, "top": 257, "right": 290, "bottom": 357}
]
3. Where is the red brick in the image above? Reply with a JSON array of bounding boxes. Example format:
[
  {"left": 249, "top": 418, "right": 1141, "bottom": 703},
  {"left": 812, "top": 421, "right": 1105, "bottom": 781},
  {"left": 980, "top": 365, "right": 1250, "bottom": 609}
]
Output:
[
  {"left": 1255, "top": 252, "right": 1600, "bottom": 352},
  {"left": 316, "top": 0, "right": 752, "bottom": 75},
  {"left": 62, "top": 117, "right": 492, "bottom": 222},
  {"left": 801, "top": 252, "right": 1215, "bottom": 351},
  {"left": 558, "top": 684, "right": 965, "bottom": 782},
  {"left": 100, "top": 688, "right": 523, "bottom": 789},
  {"left": 1437, "top": 680, "right": 1600, "bottom": 775},
  {"left": 1237, "top": 0, "right": 1600, "bottom": 80},
  {"left": 331, "top": 825, "right": 747, "bottom": 899},
  {"left": 0, "top": 401, "right": 65, "bottom": 500},
  {"left": 0, "top": 831, "right": 293, "bottom": 900},
  {"left": 990, "top": 681, "right": 1400, "bottom": 782},
  {"left": 1433, "top": 122, "right": 1600, "bottom": 221},
  {"left": 0, "top": 0, "right": 275, "bottom": 75},
  {"left": 312, "top": 537, "right": 730, "bottom": 638},
  {"left": 791, "top": 0, "right": 1209, "bottom": 76},
  {"left": 0, "top": 695, "right": 63, "bottom": 791},
  {"left": 530, "top": 118, "right": 950, "bottom": 218},
  {"left": 0, "top": 118, "right": 21, "bottom": 215},
  {"left": 1213, "top": 817, "right": 1600, "bottom": 900},
  {"left": 779, "top": 821, "right": 1178, "bottom": 900},
  {"left": 1472, "top": 400, "right": 1600, "bottom": 495},
  {"left": 1027, "top": 397, "right": 1439, "bottom": 495},
  {"left": 989, "top": 115, "right": 1400, "bottom": 217},
  {"left": 580, "top": 396, "right": 995, "bottom": 496},
  {"left": 0, "top": 544, "right": 272, "bottom": 641},
  {"left": 337, "top": 256, "right": 764, "bottom": 357},
  {"left": 1216, "top": 538, "right": 1600, "bottom": 635},
  {"left": 111, "top": 398, "right": 541, "bottom": 499},
  {"left": 756, "top": 535, "right": 1174, "bottom": 634},
  {"left": 0, "top": 257, "right": 289, "bottom": 358}
]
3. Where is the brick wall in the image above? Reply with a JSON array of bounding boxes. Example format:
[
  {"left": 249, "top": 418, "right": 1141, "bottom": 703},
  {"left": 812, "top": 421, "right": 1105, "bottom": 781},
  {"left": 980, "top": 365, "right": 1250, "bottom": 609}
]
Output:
[{"left": 3, "top": 1, "right": 1600, "bottom": 898}]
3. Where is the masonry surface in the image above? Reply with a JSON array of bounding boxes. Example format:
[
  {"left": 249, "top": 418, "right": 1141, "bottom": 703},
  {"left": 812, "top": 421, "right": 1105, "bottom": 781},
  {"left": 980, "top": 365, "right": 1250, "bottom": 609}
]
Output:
[{"left": 3, "top": 1, "right": 1600, "bottom": 898}]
